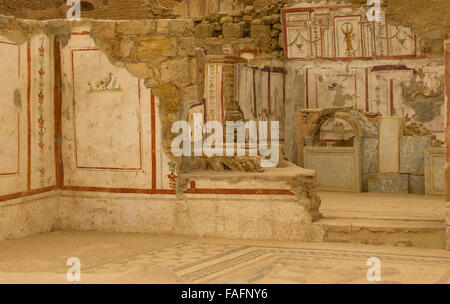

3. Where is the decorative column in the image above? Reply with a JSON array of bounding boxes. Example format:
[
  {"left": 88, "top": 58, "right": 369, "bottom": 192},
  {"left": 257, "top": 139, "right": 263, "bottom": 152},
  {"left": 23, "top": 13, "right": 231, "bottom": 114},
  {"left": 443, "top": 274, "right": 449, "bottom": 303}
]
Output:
[{"left": 204, "top": 55, "right": 246, "bottom": 125}]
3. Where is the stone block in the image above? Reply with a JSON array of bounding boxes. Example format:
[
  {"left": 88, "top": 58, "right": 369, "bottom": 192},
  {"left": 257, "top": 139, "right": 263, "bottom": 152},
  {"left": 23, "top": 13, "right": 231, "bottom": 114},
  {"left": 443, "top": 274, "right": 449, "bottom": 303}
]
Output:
[
  {"left": 116, "top": 20, "right": 156, "bottom": 35},
  {"left": 304, "top": 146, "right": 362, "bottom": 192},
  {"left": 251, "top": 24, "right": 271, "bottom": 38},
  {"left": 244, "top": 6, "right": 254, "bottom": 15},
  {"left": 168, "top": 19, "right": 194, "bottom": 36},
  {"left": 368, "top": 174, "right": 409, "bottom": 194},
  {"left": 409, "top": 175, "right": 425, "bottom": 194},
  {"left": 222, "top": 22, "right": 245, "bottom": 39},
  {"left": 425, "top": 147, "right": 445, "bottom": 196},
  {"left": 138, "top": 38, "right": 177, "bottom": 58},
  {"left": 194, "top": 23, "right": 215, "bottom": 39},
  {"left": 160, "top": 58, "right": 191, "bottom": 86},
  {"left": 378, "top": 117, "right": 403, "bottom": 174},
  {"left": 400, "top": 136, "right": 432, "bottom": 175},
  {"left": 219, "top": 16, "right": 233, "bottom": 24}
]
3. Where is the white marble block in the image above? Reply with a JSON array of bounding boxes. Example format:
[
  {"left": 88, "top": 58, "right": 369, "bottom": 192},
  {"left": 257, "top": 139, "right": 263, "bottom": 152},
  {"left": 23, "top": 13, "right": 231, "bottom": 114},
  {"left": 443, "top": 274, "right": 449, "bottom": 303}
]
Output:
[
  {"left": 378, "top": 117, "right": 403, "bottom": 174},
  {"left": 425, "top": 147, "right": 445, "bottom": 196}
]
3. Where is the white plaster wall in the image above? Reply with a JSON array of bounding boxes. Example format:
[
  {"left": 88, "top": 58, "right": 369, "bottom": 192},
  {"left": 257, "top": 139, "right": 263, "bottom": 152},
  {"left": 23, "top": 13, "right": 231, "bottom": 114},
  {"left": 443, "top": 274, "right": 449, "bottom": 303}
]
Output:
[
  {"left": 0, "top": 37, "right": 29, "bottom": 196},
  {"left": 0, "top": 192, "right": 60, "bottom": 240}
]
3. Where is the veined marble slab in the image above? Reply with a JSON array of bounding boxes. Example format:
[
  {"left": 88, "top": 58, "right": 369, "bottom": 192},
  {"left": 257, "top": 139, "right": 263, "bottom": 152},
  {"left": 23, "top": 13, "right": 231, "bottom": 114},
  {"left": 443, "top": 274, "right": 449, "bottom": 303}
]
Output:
[
  {"left": 362, "top": 138, "right": 378, "bottom": 192},
  {"left": 368, "top": 174, "right": 409, "bottom": 194},
  {"left": 400, "top": 136, "right": 432, "bottom": 175},
  {"left": 409, "top": 175, "right": 425, "bottom": 194}
]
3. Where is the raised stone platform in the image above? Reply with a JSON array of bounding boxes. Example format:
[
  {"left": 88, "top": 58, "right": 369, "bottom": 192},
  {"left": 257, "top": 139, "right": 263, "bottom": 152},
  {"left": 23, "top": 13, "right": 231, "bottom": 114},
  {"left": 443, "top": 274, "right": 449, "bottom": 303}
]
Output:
[
  {"left": 317, "top": 191, "right": 446, "bottom": 249},
  {"left": 1, "top": 164, "right": 324, "bottom": 243}
]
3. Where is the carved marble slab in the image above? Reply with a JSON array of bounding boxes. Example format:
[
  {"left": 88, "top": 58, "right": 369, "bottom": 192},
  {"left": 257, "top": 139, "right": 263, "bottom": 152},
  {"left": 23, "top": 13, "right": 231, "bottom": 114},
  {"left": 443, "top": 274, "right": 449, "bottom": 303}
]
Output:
[{"left": 304, "top": 146, "right": 362, "bottom": 192}]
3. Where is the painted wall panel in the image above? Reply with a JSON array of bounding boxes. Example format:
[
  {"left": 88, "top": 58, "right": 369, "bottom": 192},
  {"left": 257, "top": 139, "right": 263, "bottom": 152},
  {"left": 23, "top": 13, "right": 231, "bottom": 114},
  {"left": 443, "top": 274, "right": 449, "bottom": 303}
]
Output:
[
  {"left": 0, "top": 37, "right": 28, "bottom": 196},
  {"left": 61, "top": 31, "right": 153, "bottom": 189},
  {"left": 61, "top": 29, "right": 175, "bottom": 193}
]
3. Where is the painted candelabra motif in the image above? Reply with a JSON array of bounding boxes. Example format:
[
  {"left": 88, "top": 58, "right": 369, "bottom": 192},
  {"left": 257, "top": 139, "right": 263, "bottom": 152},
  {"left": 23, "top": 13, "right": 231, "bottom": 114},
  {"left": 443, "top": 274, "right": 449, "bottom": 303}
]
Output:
[
  {"left": 37, "top": 37, "right": 46, "bottom": 187},
  {"left": 87, "top": 72, "right": 122, "bottom": 93},
  {"left": 283, "top": 5, "right": 419, "bottom": 60},
  {"left": 341, "top": 22, "right": 355, "bottom": 57}
]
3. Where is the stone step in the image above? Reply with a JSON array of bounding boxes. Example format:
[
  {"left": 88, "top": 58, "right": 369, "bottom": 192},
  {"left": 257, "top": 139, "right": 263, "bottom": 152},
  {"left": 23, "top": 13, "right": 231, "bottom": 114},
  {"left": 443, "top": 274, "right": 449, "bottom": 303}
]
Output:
[{"left": 317, "top": 218, "right": 446, "bottom": 249}]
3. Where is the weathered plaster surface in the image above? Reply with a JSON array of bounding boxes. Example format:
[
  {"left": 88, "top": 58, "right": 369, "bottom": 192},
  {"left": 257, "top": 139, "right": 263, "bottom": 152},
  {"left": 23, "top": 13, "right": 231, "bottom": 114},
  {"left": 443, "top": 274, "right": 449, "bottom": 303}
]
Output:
[{"left": 0, "top": 192, "right": 61, "bottom": 240}]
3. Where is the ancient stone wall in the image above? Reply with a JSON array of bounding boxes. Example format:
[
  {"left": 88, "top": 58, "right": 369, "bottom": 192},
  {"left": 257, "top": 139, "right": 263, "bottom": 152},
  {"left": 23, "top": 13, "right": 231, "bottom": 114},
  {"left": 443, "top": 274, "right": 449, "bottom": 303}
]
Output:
[{"left": 445, "top": 39, "right": 450, "bottom": 250}]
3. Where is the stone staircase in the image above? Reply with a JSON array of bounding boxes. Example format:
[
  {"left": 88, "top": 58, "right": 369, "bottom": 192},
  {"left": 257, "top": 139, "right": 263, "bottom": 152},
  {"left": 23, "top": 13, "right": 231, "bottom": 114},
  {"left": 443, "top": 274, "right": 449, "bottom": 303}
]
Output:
[{"left": 316, "top": 191, "right": 447, "bottom": 249}]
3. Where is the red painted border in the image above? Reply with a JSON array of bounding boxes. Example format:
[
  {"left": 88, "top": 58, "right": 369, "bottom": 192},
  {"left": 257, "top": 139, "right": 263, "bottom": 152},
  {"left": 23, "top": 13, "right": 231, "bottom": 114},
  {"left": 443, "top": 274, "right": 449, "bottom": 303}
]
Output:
[
  {"left": 365, "top": 68, "right": 369, "bottom": 111},
  {"left": 185, "top": 181, "right": 295, "bottom": 196},
  {"left": 61, "top": 186, "right": 174, "bottom": 195},
  {"left": 305, "top": 68, "right": 309, "bottom": 108},
  {"left": 0, "top": 186, "right": 57, "bottom": 202}
]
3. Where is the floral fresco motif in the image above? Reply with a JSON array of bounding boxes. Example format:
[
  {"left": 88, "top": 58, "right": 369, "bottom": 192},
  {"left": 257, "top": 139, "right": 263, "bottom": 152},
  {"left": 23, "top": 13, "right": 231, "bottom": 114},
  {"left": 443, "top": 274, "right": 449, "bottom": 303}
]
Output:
[
  {"left": 37, "top": 37, "right": 46, "bottom": 187},
  {"left": 167, "top": 161, "right": 177, "bottom": 191}
]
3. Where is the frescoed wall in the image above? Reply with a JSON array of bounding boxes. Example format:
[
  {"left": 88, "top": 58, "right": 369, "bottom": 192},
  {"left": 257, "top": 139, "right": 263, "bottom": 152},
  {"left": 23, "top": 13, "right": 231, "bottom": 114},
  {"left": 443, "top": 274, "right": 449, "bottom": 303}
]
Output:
[
  {"left": 303, "top": 63, "right": 445, "bottom": 141},
  {"left": 0, "top": 34, "right": 55, "bottom": 200},
  {"left": 60, "top": 29, "right": 176, "bottom": 193},
  {"left": 283, "top": 6, "right": 420, "bottom": 61},
  {"left": 282, "top": 4, "right": 446, "bottom": 161}
]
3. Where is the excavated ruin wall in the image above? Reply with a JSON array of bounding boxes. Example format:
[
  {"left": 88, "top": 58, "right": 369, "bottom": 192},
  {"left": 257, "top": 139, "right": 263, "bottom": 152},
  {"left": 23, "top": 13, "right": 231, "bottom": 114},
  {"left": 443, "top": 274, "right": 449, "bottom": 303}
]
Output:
[{"left": 0, "top": 15, "right": 324, "bottom": 242}]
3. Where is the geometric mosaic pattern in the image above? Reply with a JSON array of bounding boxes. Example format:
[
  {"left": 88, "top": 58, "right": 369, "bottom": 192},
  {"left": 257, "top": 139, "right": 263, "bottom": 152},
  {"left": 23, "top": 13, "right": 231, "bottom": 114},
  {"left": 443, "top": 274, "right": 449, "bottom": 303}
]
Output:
[{"left": 84, "top": 241, "right": 450, "bottom": 284}]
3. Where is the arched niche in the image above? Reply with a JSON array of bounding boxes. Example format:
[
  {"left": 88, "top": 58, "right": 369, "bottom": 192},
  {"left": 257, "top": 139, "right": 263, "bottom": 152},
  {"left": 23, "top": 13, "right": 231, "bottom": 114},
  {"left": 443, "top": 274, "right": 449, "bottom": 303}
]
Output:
[
  {"left": 308, "top": 110, "right": 364, "bottom": 148},
  {"left": 80, "top": 1, "right": 96, "bottom": 11},
  {"left": 317, "top": 117, "right": 355, "bottom": 146}
]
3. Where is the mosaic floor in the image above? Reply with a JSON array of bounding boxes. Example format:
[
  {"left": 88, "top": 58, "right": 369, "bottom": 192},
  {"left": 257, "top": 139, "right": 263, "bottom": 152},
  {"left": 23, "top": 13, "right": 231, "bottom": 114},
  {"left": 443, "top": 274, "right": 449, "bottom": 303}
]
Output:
[{"left": 0, "top": 232, "right": 449, "bottom": 284}]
